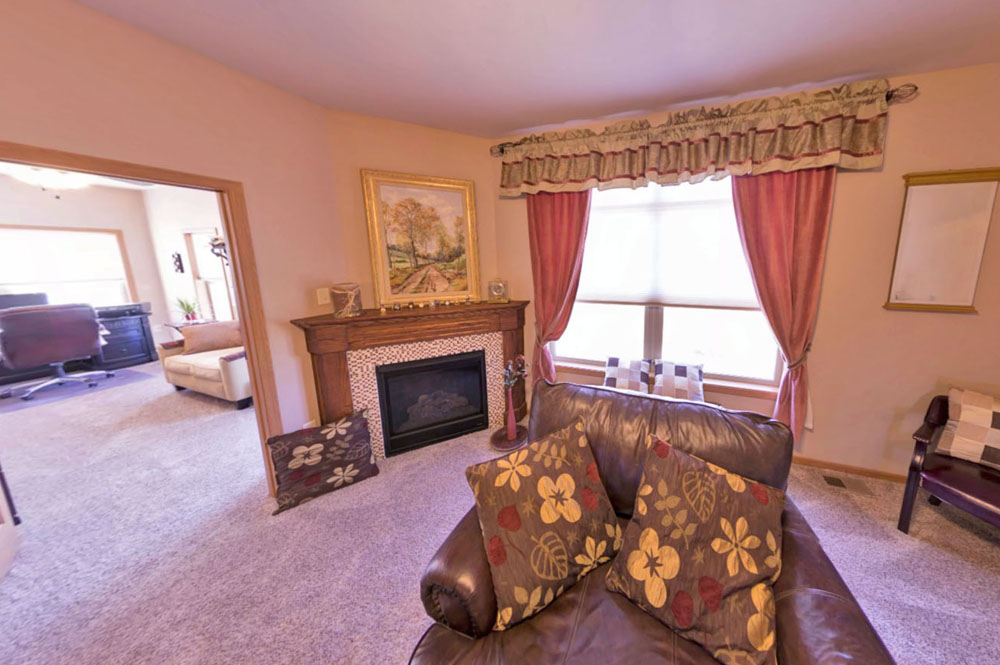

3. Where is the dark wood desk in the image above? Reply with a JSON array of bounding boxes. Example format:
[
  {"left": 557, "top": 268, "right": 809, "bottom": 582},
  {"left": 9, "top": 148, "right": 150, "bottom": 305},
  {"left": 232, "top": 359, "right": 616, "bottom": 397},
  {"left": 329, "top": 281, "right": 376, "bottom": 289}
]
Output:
[{"left": 94, "top": 307, "right": 156, "bottom": 370}]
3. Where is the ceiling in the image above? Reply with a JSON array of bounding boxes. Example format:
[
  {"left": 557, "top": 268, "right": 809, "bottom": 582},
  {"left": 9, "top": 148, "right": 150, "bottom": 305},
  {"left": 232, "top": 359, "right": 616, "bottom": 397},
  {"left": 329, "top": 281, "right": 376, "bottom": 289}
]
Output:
[{"left": 75, "top": 0, "right": 1000, "bottom": 137}]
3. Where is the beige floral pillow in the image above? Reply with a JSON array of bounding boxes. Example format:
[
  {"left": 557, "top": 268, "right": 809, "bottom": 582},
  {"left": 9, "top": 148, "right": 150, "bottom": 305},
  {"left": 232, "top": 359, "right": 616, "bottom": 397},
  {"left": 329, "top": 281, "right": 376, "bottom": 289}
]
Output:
[
  {"left": 605, "top": 436, "right": 784, "bottom": 665},
  {"left": 466, "top": 419, "right": 621, "bottom": 631}
]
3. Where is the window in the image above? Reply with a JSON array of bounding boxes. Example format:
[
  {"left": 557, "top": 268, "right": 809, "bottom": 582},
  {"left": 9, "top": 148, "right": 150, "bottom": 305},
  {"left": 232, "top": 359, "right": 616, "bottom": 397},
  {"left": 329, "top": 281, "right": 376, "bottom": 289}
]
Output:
[
  {"left": 553, "top": 179, "right": 781, "bottom": 383},
  {"left": 184, "top": 231, "right": 235, "bottom": 321},
  {"left": 0, "top": 226, "right": 133, "bottom": 306}
]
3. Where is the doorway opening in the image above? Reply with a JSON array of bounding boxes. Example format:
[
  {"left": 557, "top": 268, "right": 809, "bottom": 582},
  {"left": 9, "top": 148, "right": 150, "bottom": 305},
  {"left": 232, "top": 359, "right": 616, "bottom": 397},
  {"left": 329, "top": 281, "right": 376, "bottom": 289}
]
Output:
[{"left": 0, "top": 141, "right": 280, "bottom": 498}]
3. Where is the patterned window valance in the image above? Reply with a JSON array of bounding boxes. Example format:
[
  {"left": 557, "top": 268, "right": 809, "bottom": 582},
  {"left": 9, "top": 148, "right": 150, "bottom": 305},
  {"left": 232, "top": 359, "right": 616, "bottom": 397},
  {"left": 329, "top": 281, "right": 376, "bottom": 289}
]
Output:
[{"left": 493, "top": 79, "right": 910, "bottom": 197}]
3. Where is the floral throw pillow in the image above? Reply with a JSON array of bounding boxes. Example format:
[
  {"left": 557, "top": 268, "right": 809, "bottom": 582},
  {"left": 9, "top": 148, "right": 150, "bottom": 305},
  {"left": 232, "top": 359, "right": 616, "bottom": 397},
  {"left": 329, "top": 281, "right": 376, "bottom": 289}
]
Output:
[
  {"left": 267, "top": 411, "right": 379, "bottom": 515},
  {"left": 605, "top": 437, "right": 784, "bottom": 665},
  {"left": 465, "top": 419, "right": 622, "bottom": 631}
]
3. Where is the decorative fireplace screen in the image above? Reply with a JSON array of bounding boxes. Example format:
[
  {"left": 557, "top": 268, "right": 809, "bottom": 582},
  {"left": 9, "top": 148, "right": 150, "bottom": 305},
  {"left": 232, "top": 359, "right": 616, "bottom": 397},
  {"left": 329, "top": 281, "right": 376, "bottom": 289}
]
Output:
[{"left": 375, "top": 350, "right": 488, "bottom": 456}]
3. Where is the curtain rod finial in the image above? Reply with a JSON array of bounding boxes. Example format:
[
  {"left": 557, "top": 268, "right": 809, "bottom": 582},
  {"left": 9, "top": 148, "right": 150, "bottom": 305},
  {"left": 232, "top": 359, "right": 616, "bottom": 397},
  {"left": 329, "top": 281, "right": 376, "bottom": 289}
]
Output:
[{"left": 887, "top": 83, "right": 919, "bottom": 104}]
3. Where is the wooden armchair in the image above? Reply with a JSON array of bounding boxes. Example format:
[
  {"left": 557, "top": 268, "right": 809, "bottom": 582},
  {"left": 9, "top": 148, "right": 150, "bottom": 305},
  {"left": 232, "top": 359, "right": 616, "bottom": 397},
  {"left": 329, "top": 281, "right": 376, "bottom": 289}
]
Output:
[{"left": 898, "top": 395, "right": 1000, "bottom": 533}]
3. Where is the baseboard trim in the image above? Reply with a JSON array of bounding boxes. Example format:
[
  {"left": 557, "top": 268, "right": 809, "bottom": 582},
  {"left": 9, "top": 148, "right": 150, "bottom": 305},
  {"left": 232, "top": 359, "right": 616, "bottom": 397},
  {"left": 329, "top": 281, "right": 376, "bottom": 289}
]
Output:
[{"left": 792, "top": 455, "right": 906, "bottom": 483}]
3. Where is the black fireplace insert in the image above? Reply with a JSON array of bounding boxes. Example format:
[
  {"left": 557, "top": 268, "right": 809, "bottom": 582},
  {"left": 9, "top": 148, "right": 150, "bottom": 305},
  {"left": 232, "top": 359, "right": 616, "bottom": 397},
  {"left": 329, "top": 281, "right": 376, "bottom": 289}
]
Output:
[{"left": 375, "top": 350, "right": 488, "bottom": 456}]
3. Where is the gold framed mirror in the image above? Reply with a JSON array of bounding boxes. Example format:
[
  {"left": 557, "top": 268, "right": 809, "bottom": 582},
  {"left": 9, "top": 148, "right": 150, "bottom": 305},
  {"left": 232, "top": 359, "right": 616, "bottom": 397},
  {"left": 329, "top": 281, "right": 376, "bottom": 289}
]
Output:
[{"left": 885, "top": 168, "right": 1000, "bottom": 313}]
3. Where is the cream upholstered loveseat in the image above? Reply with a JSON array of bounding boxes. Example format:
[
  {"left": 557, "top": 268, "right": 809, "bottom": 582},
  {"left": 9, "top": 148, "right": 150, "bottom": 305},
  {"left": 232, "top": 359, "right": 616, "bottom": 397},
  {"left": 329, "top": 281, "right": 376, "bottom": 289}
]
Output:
[{"left": 157, "top": 340, "right": 252, "bottom": 409}]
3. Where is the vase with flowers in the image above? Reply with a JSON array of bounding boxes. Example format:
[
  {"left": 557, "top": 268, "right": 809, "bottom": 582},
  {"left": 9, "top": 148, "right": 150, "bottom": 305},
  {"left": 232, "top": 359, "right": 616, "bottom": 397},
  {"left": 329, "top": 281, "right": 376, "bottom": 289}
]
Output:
[{"left": 490, "top": 355, "right": 529, "bottom": 452}]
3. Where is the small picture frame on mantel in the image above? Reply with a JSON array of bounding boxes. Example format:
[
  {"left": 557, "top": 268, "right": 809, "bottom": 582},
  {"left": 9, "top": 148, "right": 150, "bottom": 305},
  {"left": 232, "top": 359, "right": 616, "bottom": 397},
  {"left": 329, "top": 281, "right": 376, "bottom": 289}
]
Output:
[{"left": 885, "top": 168, "right": 999, "bottom": 313}]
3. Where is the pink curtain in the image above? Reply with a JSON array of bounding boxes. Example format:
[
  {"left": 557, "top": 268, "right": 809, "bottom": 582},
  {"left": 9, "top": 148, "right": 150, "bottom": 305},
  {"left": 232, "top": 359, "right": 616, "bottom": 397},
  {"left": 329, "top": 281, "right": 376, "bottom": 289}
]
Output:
[
  {"left": 731, "top": 167, "right": 836, "bottom": 440},
  {"left": 526, "top": 190, "right": 592, "bottom": 384}
]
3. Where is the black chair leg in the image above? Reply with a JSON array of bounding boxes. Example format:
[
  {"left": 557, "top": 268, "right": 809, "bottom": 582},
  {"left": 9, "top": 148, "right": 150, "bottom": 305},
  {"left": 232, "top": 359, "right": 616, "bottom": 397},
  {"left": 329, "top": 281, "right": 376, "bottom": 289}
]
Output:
[
  {"left": 928, "top": 495, "right": 942, "bottom": 506},
  {"left": 898, "top": 472, "right": 921, "bottom": 533}
]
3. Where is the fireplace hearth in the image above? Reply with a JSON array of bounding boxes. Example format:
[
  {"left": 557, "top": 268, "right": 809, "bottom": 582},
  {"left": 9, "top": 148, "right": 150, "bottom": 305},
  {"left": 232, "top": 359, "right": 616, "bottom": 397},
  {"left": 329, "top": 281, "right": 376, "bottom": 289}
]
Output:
[{"left": 375, "top": 350, "right": 488, "bottom": 456}]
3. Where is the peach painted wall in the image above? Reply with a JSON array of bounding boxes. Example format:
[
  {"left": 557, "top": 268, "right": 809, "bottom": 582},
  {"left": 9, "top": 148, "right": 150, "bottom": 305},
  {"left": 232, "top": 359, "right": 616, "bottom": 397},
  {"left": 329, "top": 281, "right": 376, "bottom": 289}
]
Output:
[
  {"left": 0, "top": 0, "right": 495, "bottom": 432},
  {"left": 494, "top": 62, "right": 1000, "bottom": 476},
  {"left": 286, "top": 111, "right": 498, "bottom": 420}
]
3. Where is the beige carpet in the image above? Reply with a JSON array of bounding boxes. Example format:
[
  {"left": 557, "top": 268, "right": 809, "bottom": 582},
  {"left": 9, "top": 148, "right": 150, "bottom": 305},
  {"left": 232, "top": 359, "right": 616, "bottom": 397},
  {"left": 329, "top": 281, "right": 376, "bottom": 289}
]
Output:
[{"left": 0, "top": 366, "right": 997, "bottom": 664}]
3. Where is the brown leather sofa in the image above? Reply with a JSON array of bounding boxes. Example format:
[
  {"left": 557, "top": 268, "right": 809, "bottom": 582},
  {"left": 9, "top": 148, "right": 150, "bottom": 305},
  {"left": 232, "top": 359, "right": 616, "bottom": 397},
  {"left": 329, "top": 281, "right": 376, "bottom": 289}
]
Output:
[{"left": 411, "top": 382, "right": 895, "bottom": 665}]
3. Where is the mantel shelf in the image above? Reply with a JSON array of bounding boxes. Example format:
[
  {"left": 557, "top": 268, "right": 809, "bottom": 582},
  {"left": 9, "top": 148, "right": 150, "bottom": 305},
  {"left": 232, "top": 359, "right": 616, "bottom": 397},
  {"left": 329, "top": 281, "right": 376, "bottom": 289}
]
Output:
[{"left": 292, "top": 300, "right": 528, "bottom": 331}]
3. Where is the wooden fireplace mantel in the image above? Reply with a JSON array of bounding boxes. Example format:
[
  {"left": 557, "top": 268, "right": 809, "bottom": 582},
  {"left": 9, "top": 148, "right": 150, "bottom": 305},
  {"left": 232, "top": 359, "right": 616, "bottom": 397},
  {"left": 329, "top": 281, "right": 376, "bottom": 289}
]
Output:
[{"left": 292, "top": 300, "right": 529, "bottom": 426}]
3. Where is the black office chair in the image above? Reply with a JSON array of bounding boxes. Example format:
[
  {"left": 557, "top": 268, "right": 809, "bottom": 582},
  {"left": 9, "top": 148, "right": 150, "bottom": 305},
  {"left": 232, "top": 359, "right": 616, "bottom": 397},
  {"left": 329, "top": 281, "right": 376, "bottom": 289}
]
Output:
[{"left": 0, "top": 304, "right": 113, "bottom": 400}]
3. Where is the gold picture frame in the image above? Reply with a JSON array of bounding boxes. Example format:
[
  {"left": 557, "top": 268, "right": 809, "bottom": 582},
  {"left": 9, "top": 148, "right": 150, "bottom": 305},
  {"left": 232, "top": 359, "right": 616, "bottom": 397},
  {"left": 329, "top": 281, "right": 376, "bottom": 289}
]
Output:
[
  {"left": 362, "top": 169, "right": 481, "bottom": 307},
  {"left": 885, "top": 167, "right": 1000, "bottom": 314}
]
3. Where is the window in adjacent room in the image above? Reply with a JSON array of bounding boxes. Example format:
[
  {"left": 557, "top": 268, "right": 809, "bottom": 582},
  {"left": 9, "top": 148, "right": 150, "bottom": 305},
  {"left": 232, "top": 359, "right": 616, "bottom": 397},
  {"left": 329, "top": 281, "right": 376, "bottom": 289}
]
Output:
[
  {"left": 0, "top": 226, "right": 134, "bottom": 306},
  {"left": 184, "top": 230, "right": 235, "bottom": 321},
  {"left": 552, "top": 179, "right": 781, "bottom": 383}
]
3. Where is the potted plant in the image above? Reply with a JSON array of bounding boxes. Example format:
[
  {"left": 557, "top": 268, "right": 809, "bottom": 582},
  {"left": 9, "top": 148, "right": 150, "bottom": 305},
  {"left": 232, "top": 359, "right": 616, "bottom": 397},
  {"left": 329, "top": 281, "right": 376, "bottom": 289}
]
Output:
[{"left": 176, "top": 298, "right": 198, "bottom": 322}]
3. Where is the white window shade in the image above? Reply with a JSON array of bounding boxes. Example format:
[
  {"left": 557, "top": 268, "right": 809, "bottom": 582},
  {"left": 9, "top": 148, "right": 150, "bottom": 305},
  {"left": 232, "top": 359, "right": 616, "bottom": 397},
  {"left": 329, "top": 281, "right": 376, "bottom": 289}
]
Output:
[
  {"left": 555, "top": 179, "right": 781, "bottom": 383},
  {"left": 0, "top": 227, "right": 131, "bottom": 306},
  {"left": 577, "top": 179, "right": 759, "bottom": 308}
]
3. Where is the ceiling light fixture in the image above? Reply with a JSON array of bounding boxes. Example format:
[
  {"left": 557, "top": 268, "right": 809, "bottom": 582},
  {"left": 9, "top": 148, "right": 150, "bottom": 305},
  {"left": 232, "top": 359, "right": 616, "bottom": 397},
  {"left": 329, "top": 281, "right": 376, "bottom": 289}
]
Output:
[{"left": 0, "top": 162, "right": 100, "bottom": 190}]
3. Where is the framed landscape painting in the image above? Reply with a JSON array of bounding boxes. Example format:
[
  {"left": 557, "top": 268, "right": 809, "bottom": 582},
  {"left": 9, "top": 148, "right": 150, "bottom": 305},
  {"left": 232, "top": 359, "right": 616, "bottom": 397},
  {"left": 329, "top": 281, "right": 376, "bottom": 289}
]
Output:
[{"left": 362, "top": 169, "right": 480, "bottom": 307}]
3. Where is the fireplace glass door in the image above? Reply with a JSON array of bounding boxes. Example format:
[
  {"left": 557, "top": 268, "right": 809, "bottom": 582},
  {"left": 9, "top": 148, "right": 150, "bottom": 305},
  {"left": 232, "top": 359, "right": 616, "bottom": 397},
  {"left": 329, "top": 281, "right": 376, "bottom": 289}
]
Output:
[{"left": 375, "top": 350, "right": 488, "bottom": 455}]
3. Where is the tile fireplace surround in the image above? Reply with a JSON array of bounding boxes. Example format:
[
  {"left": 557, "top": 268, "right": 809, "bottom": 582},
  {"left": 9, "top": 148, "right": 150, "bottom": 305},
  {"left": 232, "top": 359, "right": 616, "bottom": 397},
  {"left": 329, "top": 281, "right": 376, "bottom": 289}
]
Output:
[
  {"left": 348, "top": 333, "right": 504, "bottom": 457},
  {"left": 292, "top": 301, "right": 528, "bottom": 456}
]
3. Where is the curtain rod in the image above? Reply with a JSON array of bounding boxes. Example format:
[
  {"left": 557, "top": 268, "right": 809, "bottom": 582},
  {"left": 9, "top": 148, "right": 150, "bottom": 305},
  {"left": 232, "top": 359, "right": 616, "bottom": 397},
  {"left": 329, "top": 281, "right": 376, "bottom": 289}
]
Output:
[{"left": 490, "top": 83, "right": 919, "bottom": 158}]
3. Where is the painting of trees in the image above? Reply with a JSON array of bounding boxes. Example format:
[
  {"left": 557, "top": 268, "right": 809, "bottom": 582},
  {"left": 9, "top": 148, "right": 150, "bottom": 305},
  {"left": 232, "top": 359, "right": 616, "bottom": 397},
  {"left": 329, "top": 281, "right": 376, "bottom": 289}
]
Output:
[
  {"left": 363, "top": 171, "right": 480, "bottom": 305},
  {"left": 384, "top": 197, "right": 442, "bottom": 268}
]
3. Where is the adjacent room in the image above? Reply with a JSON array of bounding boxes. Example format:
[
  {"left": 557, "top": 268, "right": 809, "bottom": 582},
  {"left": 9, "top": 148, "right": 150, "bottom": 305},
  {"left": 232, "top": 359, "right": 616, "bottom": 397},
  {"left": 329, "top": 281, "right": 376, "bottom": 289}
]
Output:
[
  {"left": 1, "top": 1, "right": 998, "bottom": 664},
  {"left": 0, "top": 161, "right": 260, "bottom": 604}
]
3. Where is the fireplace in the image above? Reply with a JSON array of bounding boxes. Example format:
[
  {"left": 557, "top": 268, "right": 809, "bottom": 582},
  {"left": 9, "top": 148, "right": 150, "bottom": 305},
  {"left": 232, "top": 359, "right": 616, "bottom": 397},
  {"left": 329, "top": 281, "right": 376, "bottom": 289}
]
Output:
[
  {"left": 292, "top": 301, "right": 526, "bottom": 458},
  {"left": 375, "top": 350, "right": 488, "bottom": 456}
]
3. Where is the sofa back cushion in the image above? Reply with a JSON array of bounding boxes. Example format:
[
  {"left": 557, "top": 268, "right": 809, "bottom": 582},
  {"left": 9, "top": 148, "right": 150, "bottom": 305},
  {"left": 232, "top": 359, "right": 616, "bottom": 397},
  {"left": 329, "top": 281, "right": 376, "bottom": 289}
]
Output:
[
  {"left": 181, "top": 320, "right": 243, "bottom": 355},
  {"left": 527, "top": 382, "right": 793, "bottom": 515}
]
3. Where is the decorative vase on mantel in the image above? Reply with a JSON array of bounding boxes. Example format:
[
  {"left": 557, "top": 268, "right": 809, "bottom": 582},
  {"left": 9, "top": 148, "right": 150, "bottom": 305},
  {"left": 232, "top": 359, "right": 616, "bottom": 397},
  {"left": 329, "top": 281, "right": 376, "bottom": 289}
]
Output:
[{"left": 490, "top": 355, "right": 528, "bottom": 452}]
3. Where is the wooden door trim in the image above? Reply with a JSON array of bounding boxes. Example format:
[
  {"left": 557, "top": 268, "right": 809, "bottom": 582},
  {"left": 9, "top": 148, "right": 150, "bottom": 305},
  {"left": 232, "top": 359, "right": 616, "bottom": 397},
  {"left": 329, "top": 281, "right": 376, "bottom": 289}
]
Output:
[{"left": 0, "top": 140, "right": 280, "bottom": 495}]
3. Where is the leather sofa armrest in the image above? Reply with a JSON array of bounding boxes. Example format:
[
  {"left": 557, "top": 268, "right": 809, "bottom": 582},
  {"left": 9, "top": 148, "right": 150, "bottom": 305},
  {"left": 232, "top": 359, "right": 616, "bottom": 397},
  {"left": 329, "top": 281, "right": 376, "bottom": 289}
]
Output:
[
  {"left": 420, "top": 507, "right": 497, "bottom": 638},
  {"left": 775, "top": 499, "right": 896, "bottom": 664}
]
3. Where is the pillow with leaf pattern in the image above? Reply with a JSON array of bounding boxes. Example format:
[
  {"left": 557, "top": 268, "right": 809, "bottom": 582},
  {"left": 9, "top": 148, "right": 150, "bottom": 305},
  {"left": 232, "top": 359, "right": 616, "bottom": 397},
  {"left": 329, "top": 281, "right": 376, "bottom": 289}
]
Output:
[
  {"left": 465, "top": 419, "right": 621, "bottom": 631},
  {"left": 605, "top": 436, "right": 784, "bottom": 665}
]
